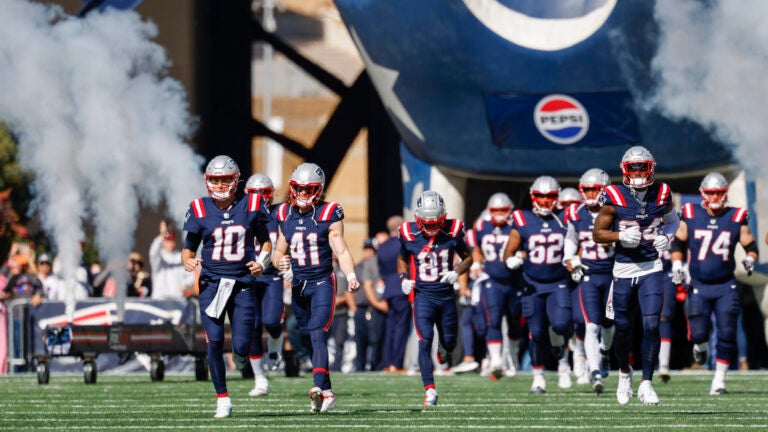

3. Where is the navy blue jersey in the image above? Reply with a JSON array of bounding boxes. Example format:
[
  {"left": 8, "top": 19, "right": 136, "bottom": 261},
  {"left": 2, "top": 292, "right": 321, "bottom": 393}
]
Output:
[
  {"left": 183, "top": 193, "right": 271, "bottom": 283},
  {"left": 252, "top": 203, "right": 280, "bottom": 279},
  {"left": 568, "top": 204, "right": 614, "bottom": 274},
  {"left": 600, "top": 182, "right": 672, "bottom": 264},
  {"left": 399, "top": 219, "right": 468, "bottom": 301},
  {"left": 681, "top": 203, "right": 748, "bottom": 282},
  {"left": 275, "top": 201, "right": 344, "bottom": 281},
  {"left": 511, "top": 209, "right": 568, "bottom": 283},
  {"left": 467, "top": 218, "right": 514, "bottom": 282}
]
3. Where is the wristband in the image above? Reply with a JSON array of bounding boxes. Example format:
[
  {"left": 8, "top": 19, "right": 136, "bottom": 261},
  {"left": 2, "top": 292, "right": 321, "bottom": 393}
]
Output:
[
  {"left": 257, "top": 251, "right": 271, "bottom": 270},
  {"left": 346, "top": 272, "right": 357, "bottom": 281},
  {"left": 399, "top": 272, "right": 409, "bottom": 280}
]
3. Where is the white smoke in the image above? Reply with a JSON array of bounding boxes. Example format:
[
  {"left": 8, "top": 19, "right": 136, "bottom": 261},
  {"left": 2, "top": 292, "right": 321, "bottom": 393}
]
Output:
[
  {"left": 650, "top": 0, "right": 768, "bottom": 265},
  {"left": 0, "top": 0, "right": 204, "bottom": 316}
]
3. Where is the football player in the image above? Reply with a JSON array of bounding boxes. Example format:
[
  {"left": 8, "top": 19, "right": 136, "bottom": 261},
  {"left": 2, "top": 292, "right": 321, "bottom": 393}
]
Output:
[
  {"left": 563, "top": 168, "right": 615, "bottom": 394},
  {"left": 670, "top": 172, "right": 758, "bottom": 395},
  {"left": 502, "top": 176, "right": 573, "bottom": 394},
  {"left": 397, "top": 191, "right": 473, "bottom": 406},
  {"left": 243, "top": 173, "right": 284, "bottom": 397},
  {"left": 593, "top": 146, "right": 679, "bottom": 406},
  {"left": 466, "top": 192, "right": 523, "bottom": 379},
  {"left": 271, "top": 163, "right": 360, "bottom": 413},
  {"left": 559, "top": 187, "right": 582, "bottom": 211},
  {"left": 182, "top": 155, "right": 273, "bottom": 418}
]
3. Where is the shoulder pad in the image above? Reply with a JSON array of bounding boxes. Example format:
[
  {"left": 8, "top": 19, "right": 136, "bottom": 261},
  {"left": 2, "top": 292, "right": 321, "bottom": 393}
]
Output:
[
  {"left": 276, "top": 203, "right": 290, "bottom": 222},
  {"left": 446, "top": 219, "right": 465, "bottom": 238},
  {"left": 190, "top": 198, "right": 207, "bottom": 218},
  {"left": 732, "top": 207, "right": 749, "bottom": 223},
  {"left": 681, "top": 202, "right": 695, "bottom": 220},
  {"left": 512, "top": 209, "right": 526, "bottom": 227},
  {"left": 399, "top": 222, "right": 415, "bottom": 242},
  {"left": 318, "top": 202, "right": 343, "bottom": 222},
  {"left": 247, "top": 193, "right": 263, "bottom": 212},
  {"left": 602, "top": 185, "right": 627, "bottom": 207},
  {"left": 656, "top": 183, "right": 672, "bottom": 207}
]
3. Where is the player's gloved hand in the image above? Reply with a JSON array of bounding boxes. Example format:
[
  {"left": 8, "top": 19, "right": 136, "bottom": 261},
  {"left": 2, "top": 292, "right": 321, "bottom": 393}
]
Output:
[
  {"left": 505, "top": 252, "right": 524, "bottom": 270},
  {"left": 346, "top": 273, "right": 360, "bottom": 293},
  {"left": 671, "top": 260, "right": 685, "bottom": 285},
  {"left": 618, "top": 227, "right": 641, "bottom": 248},
  {"left": 743, "top": 256, "right": 755, "bottom": 276},
  {"left": 440, "top": 271, "right": 459, "bottom": 285},
  {"left": 401, "top": 278, "right": 415, "bottom": 295},
  {"left": 653, "top": 234, "right": 671, "bottom": 253},
  {"left": 569, "top": 256, "right": 584, "bottom": 283}
]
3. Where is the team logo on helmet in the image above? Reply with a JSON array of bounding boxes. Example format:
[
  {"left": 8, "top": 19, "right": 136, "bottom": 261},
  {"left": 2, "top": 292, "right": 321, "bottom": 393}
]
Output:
[{"left": 534, "top": 94, "right": 589, "bottom": 145}]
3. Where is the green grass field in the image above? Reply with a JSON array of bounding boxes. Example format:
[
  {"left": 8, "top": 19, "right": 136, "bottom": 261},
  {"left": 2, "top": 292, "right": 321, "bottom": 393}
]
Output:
[{"left": 2, "top": 370, "right": 767, "bottom": 431}]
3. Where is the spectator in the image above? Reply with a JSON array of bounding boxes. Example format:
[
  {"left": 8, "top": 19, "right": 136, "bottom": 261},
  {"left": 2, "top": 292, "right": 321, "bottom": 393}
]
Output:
[
  {"left": 127, "top": 252, "right": 152, "bottom": 298},
  {"left": 353, "top": 237, "right": 387, "bottom": 372},
  {"left": 149, "top": 220, "right": 193, "bottom": 300},
  {"left": 1, "top": 254, "right": 43, "bottom": 371}
]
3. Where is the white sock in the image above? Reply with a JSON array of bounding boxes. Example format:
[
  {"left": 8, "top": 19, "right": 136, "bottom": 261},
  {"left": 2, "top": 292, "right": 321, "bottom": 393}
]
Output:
[
  {"left": 488, "top": 341, "right": 502, "bottom": 367},
  {"left": 715, "top": 361, "right": 729, "bottom": 377},
  {"left": 250, "top": 356, "right": 265, "bottom": 377},
  {"left": 584, "top": 323, "right": 601, "bottom": 374},
  {"left": 658, "top": 340, "right": 671, "bottom": 372},
  {"left": 572, "top": 337, "right": 586, "bottom": 375},
  {"left": 558, "top": 348, "right": 571, "bottom": 373},
  {"left": 601, "top": 326, "right": 614, "bottom": 351}
]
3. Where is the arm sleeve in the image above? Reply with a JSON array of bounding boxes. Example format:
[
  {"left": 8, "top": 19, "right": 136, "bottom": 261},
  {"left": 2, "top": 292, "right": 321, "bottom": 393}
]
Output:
[{"left": 562, "top": 223, "right": 579, "bottom": 263}]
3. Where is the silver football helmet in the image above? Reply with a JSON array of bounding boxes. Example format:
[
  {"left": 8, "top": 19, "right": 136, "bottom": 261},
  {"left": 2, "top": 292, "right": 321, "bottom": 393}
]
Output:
[
  {"left": 486, "top": 192, "right": 514, "bottom": 227},
  {"left": 559, "top": 187, "right": 581, "bottom": 209},
  {"left": 415, "top": 190, "right": 447, "bottom": 237},
  {"left": 289, "top": 162, "right": 325, "bottom": 209},
  {"left": 529, "top": 176, "right": 560, "bottom": 217},
  {"left": 245, "top": 173, "right": 275, "bottom": 205},
  {"left": 620, "top": 146, "right": 655, "bottom": 189},
  {"left": 579, "top": 168, "right": 611, "bottom": 206},
  {"left": 699, "top": 172, "right": 729, "bottom": 210},
  {"left": 205, "top": 155, "right": 240, "bottom": 201}
]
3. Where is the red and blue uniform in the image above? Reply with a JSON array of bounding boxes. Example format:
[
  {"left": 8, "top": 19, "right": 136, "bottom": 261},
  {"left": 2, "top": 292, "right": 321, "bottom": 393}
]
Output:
[
  {"left": 681, "top": 203, "right": 748, "bottom": 365},
  {"left": 511, "top": 209, "right": 571, "bottom": 370},
  {"left": 248, "top": 203, "right": 284, "bottom": 360},
  {"left": 399, "top": 219, "right": 467, "bottom": 390},
  {"left": 183, "top": 192, "right": 271, "bottom": 396},
  {"left": 275, "top": 201, "right": 343, "bottom": 391},
  {"left": 599, "top": 182, "right": 672, "bottom": 380},
  {"left": 467, "top": 218, "right": 523, "bottom": 354}
]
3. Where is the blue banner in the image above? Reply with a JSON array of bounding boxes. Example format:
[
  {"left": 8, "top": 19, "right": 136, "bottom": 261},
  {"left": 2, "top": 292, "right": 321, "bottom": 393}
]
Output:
[{"left": 485, "top": 91, "right": 641, "bottom": 148}]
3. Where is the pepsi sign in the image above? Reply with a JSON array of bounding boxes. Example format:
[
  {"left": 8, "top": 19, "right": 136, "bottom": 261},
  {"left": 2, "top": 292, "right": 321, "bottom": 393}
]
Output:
[{"left": 534, "top": 95, "right": 589, "bottom": 145}]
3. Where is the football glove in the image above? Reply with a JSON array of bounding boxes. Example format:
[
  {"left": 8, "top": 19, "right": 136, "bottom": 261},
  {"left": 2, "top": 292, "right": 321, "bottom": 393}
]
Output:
[
  {"left": 505, "top": 252, "right": 524, "bottom": 270},
  {"left": 653, "top": 234, "right": 672, "bottom": 253},
  {"left": 401, "top": 278, "right": 415, "bottom": 295},
  {"left": 618, "top": 227, "right": 641, "bottom": 248},
  {"left": 743, "top": 256, "right": 755, "bottom": 276},
  {"left": 568, "top": 256, "right": 586, "bottom": 283},
  {"left": 670, "top": 260, "right": 685, "bottom": 285},
  {"left": 440, "top": 271, "right": 459, "bottom": 285}
]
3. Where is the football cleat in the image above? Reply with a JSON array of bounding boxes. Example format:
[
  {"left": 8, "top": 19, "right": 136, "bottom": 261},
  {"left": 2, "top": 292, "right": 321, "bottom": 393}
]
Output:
[
  {"left": 504, "top": 364, "right": 518, "bottom": 378},
  {"left": 422, "top": 388, "right": 438, "bottom": 406},
  {"left": 558, "top": 364, "right": 573, "bottom": 389},
  {"left": 693, "top": 344, "right": 708, "bottom": 366},
  {"left": 248, "top": 375, "right": 269, "bottom": 397},
  {"left": 530, "top": 374, "right": 546, "bottom": 394},
  {"left": 452, "top": 360, "right": 480, "bottom": 374},
  {"left": 214, "top": 397, "right": 232, "bottom": 419},
  {"left": 658, "top": 367, "right": 670, "bottom": 384},
  {"left": 309, "top": 387, "right": 323, "bottom": 413},
  {"left": 709, "top": 375, "right": 727, "bottom": 395},
  {"left": 638, "top": 380, "right": 659, "bottom": 405},
  {"left": 616, "top": 368, "right": 633, "bottom": 405},
  {"left": 592, "top": 373, "right": 604, "bottom": 394},
  {"left": 320, "top": 390, "right": 337, "bottom": 412},
  {"left": 490, "top": 363, "right": 504, "bottom": 381}
]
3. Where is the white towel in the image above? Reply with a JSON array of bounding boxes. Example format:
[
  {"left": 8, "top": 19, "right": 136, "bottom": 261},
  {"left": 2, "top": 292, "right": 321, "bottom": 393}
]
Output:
[
  {"left": 605, "top": 281, "right": 615, "bottom": 320},
  {"left": 205, "top": 278, "right": 236, "bottom": 319}
]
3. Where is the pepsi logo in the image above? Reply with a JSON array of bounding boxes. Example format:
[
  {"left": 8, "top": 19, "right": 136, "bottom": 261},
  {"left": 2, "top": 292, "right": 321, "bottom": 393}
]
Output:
[{"left": 534, "top": 94, "right": 589, "bottom": 145}]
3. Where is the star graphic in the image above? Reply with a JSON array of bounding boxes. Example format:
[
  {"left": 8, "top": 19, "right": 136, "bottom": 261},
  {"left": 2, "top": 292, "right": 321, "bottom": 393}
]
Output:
[{"left": 350, "top": 28, "right": 424, "bottom": 141}]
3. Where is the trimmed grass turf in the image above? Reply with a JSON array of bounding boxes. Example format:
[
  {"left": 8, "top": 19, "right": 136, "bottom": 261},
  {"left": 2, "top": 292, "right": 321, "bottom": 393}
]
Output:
[{"left": 2, "top": 370, "right": 768, "bottom": 431}]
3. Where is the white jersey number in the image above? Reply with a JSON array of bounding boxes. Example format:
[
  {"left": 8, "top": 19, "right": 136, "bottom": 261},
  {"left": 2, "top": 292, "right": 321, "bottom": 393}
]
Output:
[{"left": 211, "top": 225, "right": 246, "bottom": 261}]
